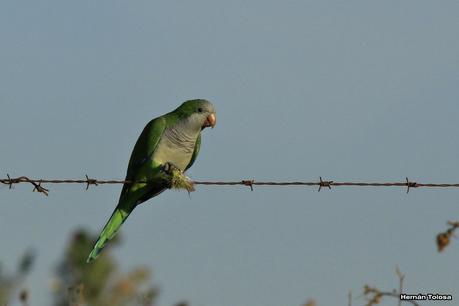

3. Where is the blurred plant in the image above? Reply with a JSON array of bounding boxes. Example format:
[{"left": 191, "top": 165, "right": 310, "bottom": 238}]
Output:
[
  {"left": 19, "top": 288, "right": 30, "bottom": 306},
  {"left": 436, "top": 221, "right": 459, "bottom": 252},
  {"left": 0, "top": 248, "right": 35, "bottom": 305},
  {"left": 52, "top": 228, "right": 158, "bottom": 306},
  {"left": 302, "top": 299, "right": 316, "bottom": 306},
  {"left": 360, "top": 267, "right": 420, "bottom": 306}
]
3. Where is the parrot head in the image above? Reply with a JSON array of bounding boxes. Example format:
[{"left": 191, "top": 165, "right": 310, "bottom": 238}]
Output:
[{"left": 175, "top": 99, "right": 217, "bottom": 130}]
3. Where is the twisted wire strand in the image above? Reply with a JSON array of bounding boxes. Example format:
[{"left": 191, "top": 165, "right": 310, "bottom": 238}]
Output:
[{"left": 2, "top": 175, "right": 459, "bottom": 196}]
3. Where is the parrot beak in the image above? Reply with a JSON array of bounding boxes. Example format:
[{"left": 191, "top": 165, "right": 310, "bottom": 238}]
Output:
[{"left": 204, "top": 113, "right": 216, "bottom": 128}]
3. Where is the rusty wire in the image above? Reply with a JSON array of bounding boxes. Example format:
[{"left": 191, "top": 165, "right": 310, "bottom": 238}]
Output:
[{"left": 2, "top": 175, "right": 459, "bottom": 196}]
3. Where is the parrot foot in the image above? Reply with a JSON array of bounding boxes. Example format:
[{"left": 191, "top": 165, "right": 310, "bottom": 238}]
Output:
[
  {"left": 162, "top": 162, "right": 182, "bottom": 175},
  {"left": 162, "top": 162, "right": 195, "bottom": 192}
]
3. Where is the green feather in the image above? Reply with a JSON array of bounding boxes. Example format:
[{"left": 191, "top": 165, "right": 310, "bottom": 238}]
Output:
[{"left": 87, "top": 208, "right": 129, "bottom": 262}]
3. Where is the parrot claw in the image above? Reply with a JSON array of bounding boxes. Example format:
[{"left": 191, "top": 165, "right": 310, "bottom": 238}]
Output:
[
  {"left": 162, "top": 162, "right": 195, "bottom": 192},
  {"left": 162, "top": 162, "right": 182, "bottom": 175}
]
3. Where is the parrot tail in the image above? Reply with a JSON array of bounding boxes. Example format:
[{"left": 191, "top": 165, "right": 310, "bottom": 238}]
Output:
[{"left": 87, "top": 207, "right": 130, "bottom": 263}]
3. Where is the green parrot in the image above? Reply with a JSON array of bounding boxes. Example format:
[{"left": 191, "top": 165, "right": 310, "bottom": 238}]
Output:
[{"left": 87, "top": 99, "right": 216, "bottom": 262}]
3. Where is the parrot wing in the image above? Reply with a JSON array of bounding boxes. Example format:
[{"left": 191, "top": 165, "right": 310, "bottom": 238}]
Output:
[{"left": 87, "top": 116, "right": 168, "bottom": 262}]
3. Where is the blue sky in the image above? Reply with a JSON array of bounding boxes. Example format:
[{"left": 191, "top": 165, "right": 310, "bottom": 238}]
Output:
[{"left": 1, "top": 1, "right": 459, "bottom": 305}]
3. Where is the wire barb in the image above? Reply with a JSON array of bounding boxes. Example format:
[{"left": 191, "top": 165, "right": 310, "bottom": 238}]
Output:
[
  {"left": 405, "top": 177, "right": 417, "bottom": 193},
  {"left": 318, "top": 177, "right": 333, "bottom": 192},
  {"left": 242, "top": 180, "right": 254, "bottom": 191},
  {"left": 6, "top": 173, "right": 13, "bottom": 189},
  {"left": 85, "top": 174, "right": 98, "bottom": 190},
  {"left": 23, "top": 177, "right": 49, "bottom": 196},
  {"left": 32, "top": 181, "right": 49, "bottom": 196}
]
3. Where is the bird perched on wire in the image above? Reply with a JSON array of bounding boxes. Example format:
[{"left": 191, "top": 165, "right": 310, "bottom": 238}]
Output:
[{"left": 87, "top": 99, "right": 216, "bottom": 262}]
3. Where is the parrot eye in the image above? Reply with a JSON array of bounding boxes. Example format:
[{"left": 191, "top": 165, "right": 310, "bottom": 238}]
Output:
[{"left": 197, "top": 107, "right": 203, "bottom": 113}]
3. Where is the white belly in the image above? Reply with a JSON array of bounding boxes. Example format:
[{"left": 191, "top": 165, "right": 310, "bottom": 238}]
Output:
[{"left": 152, "top": 131, "right": 197, "bottom": 171}]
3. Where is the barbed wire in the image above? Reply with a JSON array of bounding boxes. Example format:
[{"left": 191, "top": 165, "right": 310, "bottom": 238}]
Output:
[
  {"left": 3, "top": 174, "right": 459, "bottom": 252},
  {"left": 2, "top": 175, "right": 459, "bottom": 196}
]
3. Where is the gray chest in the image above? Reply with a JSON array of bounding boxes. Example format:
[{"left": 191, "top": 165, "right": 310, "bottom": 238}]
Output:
[{"left": 152, "top": 126, "right": 199, "bottom": 171}]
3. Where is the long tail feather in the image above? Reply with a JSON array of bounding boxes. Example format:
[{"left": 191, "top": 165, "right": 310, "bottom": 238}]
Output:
[{"left": 87, "top": 208, "right": 130, "bottom": 263}]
